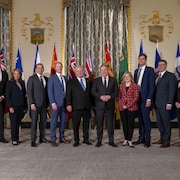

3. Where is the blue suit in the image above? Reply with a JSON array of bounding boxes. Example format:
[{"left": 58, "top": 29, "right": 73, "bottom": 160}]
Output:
[
  {"left": 48, "top": 74, "right": 66, "bottom": 141},
  {"left": 134, "top": 66, "right": 155, "bottom": 143}
]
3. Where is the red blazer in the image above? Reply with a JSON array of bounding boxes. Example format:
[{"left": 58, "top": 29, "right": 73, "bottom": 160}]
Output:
[{"left": 118, "top": 82, "right": 139, "bottom": 111}]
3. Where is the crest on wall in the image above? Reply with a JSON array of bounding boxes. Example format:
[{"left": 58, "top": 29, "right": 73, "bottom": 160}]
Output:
[
  {"left": 21, "top": 13, "right": 54, "bottom": 44},
  {"left": 139, "top": 11, "right": 174, "bottom": 42}
]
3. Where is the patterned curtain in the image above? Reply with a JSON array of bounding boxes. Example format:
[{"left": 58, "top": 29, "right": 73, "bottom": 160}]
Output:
[
  {"left": 65, "top": 0, "right": 128, "bottom": 78},
  {"left": 0, "top": 7, "right": 10, "bottom": 71}
]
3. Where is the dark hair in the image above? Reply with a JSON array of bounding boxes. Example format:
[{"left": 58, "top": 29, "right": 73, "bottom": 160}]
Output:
[
  {"left": 11, "top": 68, "right": 22, "bottom": 81},
  {"left": 36, "top": 63, "right": 44, "bottom": 69},
  {"left": 158, "top": 59, "right": 167, "bottom": 65},
  {"left": 138, "top": 53, "right": 147, "bottom": 60}
]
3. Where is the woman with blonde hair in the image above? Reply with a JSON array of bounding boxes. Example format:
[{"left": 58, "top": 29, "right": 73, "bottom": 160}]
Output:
[{"left": 118, "top": 72, "right": 139, "bottom": 147}]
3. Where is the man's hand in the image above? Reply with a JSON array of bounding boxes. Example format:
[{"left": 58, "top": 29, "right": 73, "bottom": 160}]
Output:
[{"left": 67, "top": 105, "right": 72, "bottom": 112}]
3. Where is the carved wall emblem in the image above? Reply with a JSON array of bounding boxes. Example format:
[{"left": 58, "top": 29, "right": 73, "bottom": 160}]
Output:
[
  {"left": 139, "top": 11, "right": 174, "bottom": 42},
  {"left": 21, "top": 13, "right": 54, "bottom": 44}
]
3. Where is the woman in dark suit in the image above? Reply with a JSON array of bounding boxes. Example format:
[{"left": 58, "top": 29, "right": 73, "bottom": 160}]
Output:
[
  {"left": 118, "top": 72, "right": 139, "bottom": 147},
  {"left": 6, "top": 69, "right": 27, "bottom": 145}
]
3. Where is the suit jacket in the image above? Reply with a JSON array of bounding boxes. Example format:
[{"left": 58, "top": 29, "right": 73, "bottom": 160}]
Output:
[
  {"left": 176, "top": 80, "right": 180, "bottom": 103},
  {"left": 134, "top": 66, "right": 155, "bottom": 102},
  {"left": 27, "top": 74, "right": 49, "bottom": 107},
  {"left": 118, "top": 82, "right": 139, "bottom": 111},
  {"left": 91, "top": 76, "right": 119, "bottom": 110},
  {"left": 155, "top": 71, "right": 176, "bottom": 109},
  {"left": 0, "top": 70, "right": 8, "bottom": 98},
  {"left": 48, "top": 74, "right": 66, "bottom": 107},
  {"left": 6, "top": 80, "right": 27, "bottom": 109},
  {"left": 66, "top": 78, "right": 92, "bottom": 110}
]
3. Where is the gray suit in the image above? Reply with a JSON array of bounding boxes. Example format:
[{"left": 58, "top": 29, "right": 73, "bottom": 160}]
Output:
[
  {"left": 91, "top": 76, "right": 119, "bottom": 143},
  {"left": 155, "top": 71, "right": 176, "bottom": 144},
  {"left": 27, "top": 74, "right": 49, "bottom": 142}
]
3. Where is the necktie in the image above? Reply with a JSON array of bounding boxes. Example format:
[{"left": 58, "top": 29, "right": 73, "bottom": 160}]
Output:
[
  {"left": 60, "top": 76, "right": 64, "bottom": 92},
  {"left": 104, "top": 77, "right": 107, "bottom": 87},
  {"left": 80, "top": 78, "right": 86, "bottom": 91},
  {"left": 137, "top": 68, "right": 142, "bottom": 81},
  {"left": 40, "top": 76, "right": 44, "bottom": 87},
  {"left": 156, "top": 73, "right": 161, "bottom": 85}
]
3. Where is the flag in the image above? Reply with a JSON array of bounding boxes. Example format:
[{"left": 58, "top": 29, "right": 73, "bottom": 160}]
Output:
[
  {"left": 175, "top": 42, "right": 180, "bottom": 79},
  {"left": 69, "top": 51, "right": 76, "bottom": 78},
  {"left": 154, "top": 42, "right": 161, "bottom": 73},
  {"left": 15, "top": 45, "right": 24, "bottom": 80},
  {"left": 84, "top": 48, "right": 94, "bottom": 80},
  {"left": 119, "top": 46, "right": 128, "bottom": 84},
  {"left": 0, "top": 48, "right": 6, "bottom": 71},
  {"left": 50, "top": 44, "right": 58, "bottom": 75},
  {"left": 33, "top": 44, "right": 41, "bottom": 73},
  {"left": 139, "top": 39, "right": 143, "bottom": 55},
  {"left": 104, "top": 42, "right": 113, "bottom": 77},
  {"left": 104, "top": 42, "right": 120, "bottom": 121}
]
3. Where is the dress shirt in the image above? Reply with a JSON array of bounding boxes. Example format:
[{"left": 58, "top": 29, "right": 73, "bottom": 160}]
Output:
[
  {"left": 102, "top": 76, "right": 109, "bottom": 87},
  {"left": 77, "top": 77, "right": 86, "bottom": 88},
  {"left": 137, "top": 65, "right": 146, "bottom": 87},
  {"left": 37, "top": 73, "right": 46, "bottom": 87},
  {"left": 56, "top": 73, "right": 66, "bottom": 92}
]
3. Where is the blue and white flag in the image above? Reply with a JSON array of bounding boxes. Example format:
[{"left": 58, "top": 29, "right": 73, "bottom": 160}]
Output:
[
  {"left": 154, "top": 42, "right": 161, "bottom": 73},
  {"left": 139, "top": 39, "right": 143, "bottom": 55},
  {"left": 33, "top": 44, "right": 41, "bottom": 73}
]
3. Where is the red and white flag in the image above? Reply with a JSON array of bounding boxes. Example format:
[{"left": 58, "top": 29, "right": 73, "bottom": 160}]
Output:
[
  {"left": 0, "top": 48, "right": 6, "bottom": 71},
  {"left": 85, "top": 48, "right": 94, "bottom": 80},
  {"left": 69, "top": 51, "right": 76, "bottom": 78}
]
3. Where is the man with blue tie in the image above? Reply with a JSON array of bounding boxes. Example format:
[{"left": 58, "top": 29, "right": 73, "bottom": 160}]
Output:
[
  {"left": 66, "top": 66, "right": 92, "bottom": 147},
  {"left": 134, "top": 54, "right": 155, "bottom": 147},
  {"left": 48, "top": 62, "right": 69, "bottom": 147}
]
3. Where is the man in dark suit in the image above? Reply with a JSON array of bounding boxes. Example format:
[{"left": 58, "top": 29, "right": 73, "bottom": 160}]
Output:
[
  {"left": 154, "top": 60, "right": 176, "bottom": 148},
  {"left": 134, "top": 54, "right": 155, "bottom": 147},
  {"left": 48, "top": 62, "right": 69, "bottom": 147},
  {"left": 27, "top": 63, "right": 49, "bottom": 147},
  {"left": 66, "top": 66, "right": 92, "bottom": 147},
  {"left": 0, "top": 69, "right": 9, "bottom": 143},
  {"left": 91, "top": 64, "right": 119, "bottom": 147}
]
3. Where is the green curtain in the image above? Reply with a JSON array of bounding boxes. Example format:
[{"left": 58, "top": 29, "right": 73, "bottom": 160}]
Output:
[{"left": 65, "top": 0, "right": 128, "bottom": 79}]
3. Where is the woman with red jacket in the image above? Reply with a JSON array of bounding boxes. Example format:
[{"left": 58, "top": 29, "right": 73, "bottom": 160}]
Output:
[{"left": 118, "top": 72, "right": 139, "bottom": 147}]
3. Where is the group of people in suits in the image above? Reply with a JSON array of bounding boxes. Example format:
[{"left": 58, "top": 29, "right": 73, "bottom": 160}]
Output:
[
  {"left": 1, "top": 54, "right": 180, "bottom": 148},
  {"left": 132, "top": 54, "right": 177, "bottom": 148}
]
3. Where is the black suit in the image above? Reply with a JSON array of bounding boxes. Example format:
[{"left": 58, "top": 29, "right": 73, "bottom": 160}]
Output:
[
  {"left": 0, "top": 70, "right": 8, "bottom": 140},
  {"left": 155, "top": 71, "right": 176, "bottom": 144},
  {"left": 91, "top": 76, "right": 119, "bottom": 144},
  {"left": 66, "top": 78, "right": 92, "bottom": 143},
  {"left": 176, "top": 80, "right": 180, "bottom": 134},
  {"left": 6, "top": 80, "right": 27, "bottom": 141},
  {"left": 27, "top": 74, "right": 49, "bottom": 142}
]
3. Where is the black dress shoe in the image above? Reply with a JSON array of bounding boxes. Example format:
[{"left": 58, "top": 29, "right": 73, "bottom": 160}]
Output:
[
  {"left": 95, "top": 142, "right": 102, "bottom": 147},
  {"left": 83, "top": 141, "right": 92, "bottom": 145},
  {"left": 0, "top": 139, "right": 9, "bottom": 143},
  {"left": 39, "top": 138, "right": 49, "bottom": 143},
  {"left": 73, "top": 142, "right": 79, "bottom": 147},
  {"left": 144, "top": 142, "right": 150, "bottom": 147},
  {"left": 31, "top": 141, "right": 37, "bottom": 147},
  {"left": 109, "top": 142, "right": 118, "bottom": 147},
  {"left": 133, "top": 140, "right": 144, "bottom": 145}
]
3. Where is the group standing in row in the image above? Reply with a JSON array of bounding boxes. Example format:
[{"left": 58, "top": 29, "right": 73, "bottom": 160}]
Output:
[{"left": 0, "top": 53, "right": 180, "bottom": 148}]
